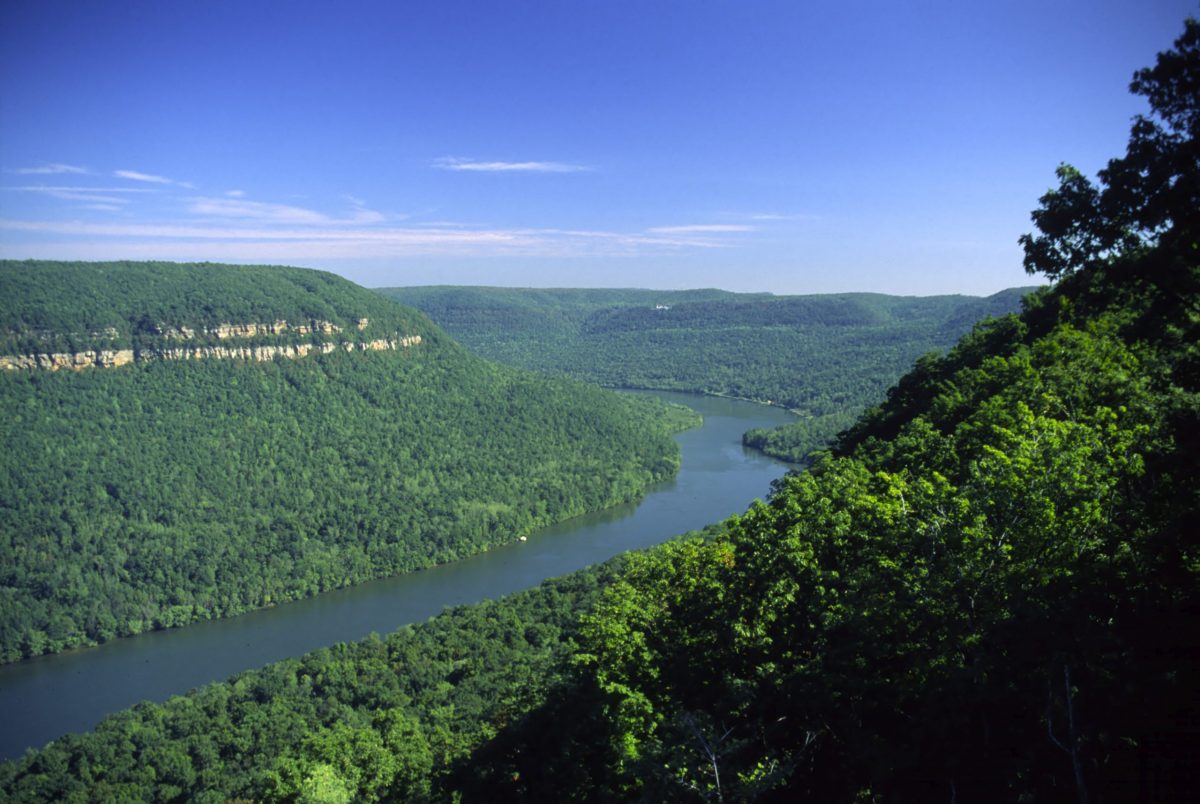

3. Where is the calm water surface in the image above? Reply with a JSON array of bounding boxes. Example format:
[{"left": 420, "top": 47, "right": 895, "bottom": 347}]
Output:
[{"left": 0, "top": 391, "right": 793, "bottom": 761}]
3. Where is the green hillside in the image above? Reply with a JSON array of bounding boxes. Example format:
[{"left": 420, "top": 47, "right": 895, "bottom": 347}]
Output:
[
  {"left": 0, "top": 261, "right": 697, "bottom": 663},
  {"left": 0, "top": 261, "right": 423, "bottom": 355},
  {"left": 378, "top": 284, "right": 1034, "bottom": 462}
]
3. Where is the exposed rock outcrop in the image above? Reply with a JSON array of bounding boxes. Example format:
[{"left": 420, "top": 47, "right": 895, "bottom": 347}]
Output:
[
  {"left": 0, "top": 332, "right": 420, "bottom": 372},
  {"left": 154, "top": 319, "right": 348, "bottom": 340},
  {"left": 0, "top": 349, "right": 136, "bottom": 371}
]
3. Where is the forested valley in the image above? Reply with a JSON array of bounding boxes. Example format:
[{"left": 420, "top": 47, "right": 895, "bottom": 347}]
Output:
[
  {"left": 378, "top": 284, "right": 1033, "bottom": 463},
  {"left": 0, "top": 262, "right": 697, "bottom": 663},
  {"left": 2, "top": 18, "right": 1198, "bottom": 804}
]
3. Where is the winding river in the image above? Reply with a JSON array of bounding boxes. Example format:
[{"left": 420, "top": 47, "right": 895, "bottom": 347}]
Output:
[{"left": 0, "top": 391, "right": 794, "bottom": 762}]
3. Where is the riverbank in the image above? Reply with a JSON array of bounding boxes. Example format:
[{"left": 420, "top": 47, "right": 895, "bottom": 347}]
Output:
[{"left": 0, "top": 392, "right": 792, "bottom": 761}]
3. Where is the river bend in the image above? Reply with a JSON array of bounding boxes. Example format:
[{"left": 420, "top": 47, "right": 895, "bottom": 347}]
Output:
[{"left": 0, "top": 391, "right": 793, "bottom": 761}]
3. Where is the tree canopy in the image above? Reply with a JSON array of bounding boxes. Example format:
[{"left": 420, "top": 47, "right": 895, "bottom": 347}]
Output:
[
  {"left": 0, "top": 262, "right": 697, "bottom": 662},
  {"left": 1019, "top": 19, "right": 1199, "bottom": 285},
  {"left": 379, "top": 285, "right": 1032, "bottom": 463}
]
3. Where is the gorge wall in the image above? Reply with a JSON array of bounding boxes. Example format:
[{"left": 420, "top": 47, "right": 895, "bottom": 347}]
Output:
[{"left": 0, "top": 318, "right": 422, "bottom": 371}]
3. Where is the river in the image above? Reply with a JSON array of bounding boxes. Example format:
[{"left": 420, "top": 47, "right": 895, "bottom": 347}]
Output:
[{"left": 0, "top": 391, "right": 794, "bottom": 762}]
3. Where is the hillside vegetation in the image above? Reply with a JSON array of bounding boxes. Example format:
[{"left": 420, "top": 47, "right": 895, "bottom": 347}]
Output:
[
  {"left": 0, "top": 261, "right": 421, "bottom": 355},
  {"left": 378, "top": 284, "right": 1032, "bottom": 462},
  {"left": 2, "top": 20, "right": 1197, "bottom": 803},
  {"left": 502, "top": 23, "right": 1200, "bottom": 800},
  {"left": 0, "top": 262, "right": 697, "bottom": 663}
]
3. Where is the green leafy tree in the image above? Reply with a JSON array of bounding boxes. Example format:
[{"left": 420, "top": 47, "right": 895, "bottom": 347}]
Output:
[{"left": 1019, "top": 19, "right": 1198, "bottom": 288}]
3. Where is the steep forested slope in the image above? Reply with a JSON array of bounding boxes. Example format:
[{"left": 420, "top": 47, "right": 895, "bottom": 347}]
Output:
[
  {"left": 489, "top": 23, "right": 1199, "bottom": 800},
  {"left": 0, "top": 262, "right": 696, "bottom": 663},
  {"left": 0, "top": 552, "right": 648, "bottom": 802},
  {"left": 378, "top": 284, "right": 1033, "bottom": 462},
  {"left": 2, "top": 19, "right": 1196, "bottom": 803}
]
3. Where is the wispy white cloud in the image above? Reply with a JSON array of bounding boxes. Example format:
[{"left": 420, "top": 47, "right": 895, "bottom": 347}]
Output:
[
  {"left": 224, "top": 189, "right": 246, "bottom": 198},
  {"left": 11, "top": 163, "right": 89, "bottom": 176},
  {"left": 713, "top": 210, "right": 821, "bottom": 223},
  {"left": 434, "top": 157, "right": 591, "bottom": 173},
  {"left": 2, "top": 194, "right": 761, "bottom": 259},
  {"left": 748, "top": 212, "right": 819, "bottom": 222},
  {"left": 189, "top": 197, "right": 333, "bottom": 224},
  {"left": 4, "top": 186, "right": 158, "bottom": 194},
  {"left": 114, "top": 169, "right": 174, "bottom": 184},
  {"left": 188, "top": 195, "right": 389, "bottom": 225},
  {"left": 1, "top": 218, "right": 521, "bottom": 244},
  {"left": 0, "top": 216, "right": 747, "bottom": 260},
  {"left": 1, "top": 185, "right": 153, "bottom": 206},
  {"left": 646, "top": 224, "right": 755, "bottom": 235},
  {"left": 351, "top": 208, "right": 385, "bottom": 224},
  {"left": 43, "top": 191, "right": 130, "bottom": 205},
  {"left": 342, "top": 194, "right": 386, "bottom": 224}
]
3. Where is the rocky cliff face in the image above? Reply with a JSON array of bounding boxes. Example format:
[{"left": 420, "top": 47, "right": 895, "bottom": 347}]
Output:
[
  {"left": 146, "top": 336, "right": 421, "bottom": 363},
  {"left": 156, "top": 319, "right": 346, "bottom": 340},
  {"left": 0, "top": 349, "right": 137, "bottom": 371},
  {"left": 0, "top": 317, "right": 422, "bottom": 371}
]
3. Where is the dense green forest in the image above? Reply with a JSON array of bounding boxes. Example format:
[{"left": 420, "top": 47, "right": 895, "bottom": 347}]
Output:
[
  {"left": 2, "top": 20, "right": 1197, "bottom": 803},
  {"left": 484, "top": 25, "right": 1200, "bottom": 800},
  {"left": 0, "top": 261, "right": 425, "bottom": 355},
  {"left": 378, "top": 284, "right": 1032, "bottom": 463},
  {"left": 0, "top": 545, "right": 693, "bottom": 802},
  {"left": 0, "top": 262, "right": 698, "bottom": 663}
]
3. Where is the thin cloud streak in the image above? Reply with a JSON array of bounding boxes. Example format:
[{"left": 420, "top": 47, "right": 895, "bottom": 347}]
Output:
[
  {"left": 434, "top": 157, "right": 591, "bottom": 173},
  {"left": 747, "top": 212, "right": 815, "bottom": 221},
  {"left": 716, "top": 211, "right": 820, "bottom": 223},
  {"left": 647, "top": 224, "right": 754, "bottom": 234},
  {"left": 0, "top": 216, "right": 743, "bottom": 259},
  {"left": 5, "top": 186, "right": 159, "bottom": 194},
  {"left": 342, "top": 195, "right": 386, "bottom": 224},
  {"left": 11, "top": 163, "right": 89, "bottom": 175},
  {"left": 189, "top": 197, "right": 333, "bottom": 224},
  {"left": 189, "top": 197, "right": 387, "bottom": 225},
  {"left": 114, "top": 169, "right": 174, "bottom": 184},
  {"left": 1, "top": 218, "right": 525, "bottom": 243},
  {"left": 46, "top": 191, "right": 130, "bottom": 205},
  {"left": 2, "top": 187, "right": 139, "bottom": 205}
]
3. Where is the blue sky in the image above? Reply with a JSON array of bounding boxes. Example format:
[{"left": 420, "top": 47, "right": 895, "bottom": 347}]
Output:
[{"left": 0, "top": 1, "right": 1194, "bottom": 295}]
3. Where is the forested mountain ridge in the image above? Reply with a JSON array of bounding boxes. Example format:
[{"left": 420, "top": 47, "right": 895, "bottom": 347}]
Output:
[
  {"left": 0, "top": 261, "right": 426, "bottom": 352},
  {"left": 378, "top": 284, "right": 1035, "bottom": 463},
  {"left": 0, "top": 260, "right": 431, "bottom": 369},
  {"left": 1, "top": 19, "right": 1196, "bottom": 803},
  {"left": 0, "top": 261, "right": 698, "bottom": 663}
]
